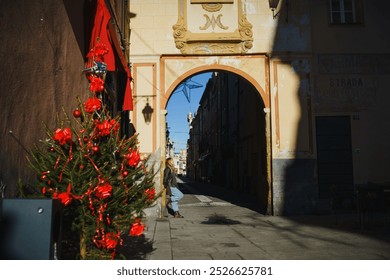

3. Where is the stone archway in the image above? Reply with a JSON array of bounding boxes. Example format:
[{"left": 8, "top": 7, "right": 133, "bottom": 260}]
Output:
[
  {"left": 159, "top": 54, "right": 273, "bottom": 214},
  {"left": 160, "top": 55, "right": 270, "bottom": 110}
]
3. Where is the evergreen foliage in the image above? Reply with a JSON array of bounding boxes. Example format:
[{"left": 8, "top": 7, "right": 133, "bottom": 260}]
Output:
[{"left": 27, "top": 42, "right": 157, "bottom": 259}]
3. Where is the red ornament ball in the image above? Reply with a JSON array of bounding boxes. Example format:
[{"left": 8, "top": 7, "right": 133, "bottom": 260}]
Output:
[
  {"left": 92, "top": 145, "right": 100, "bottom": 153},
  {"left": 122, "top": 170, "right": 129, "bottom": 177},
  {"left": 73, "top": 109, "right": 82, "bottom": 118}
]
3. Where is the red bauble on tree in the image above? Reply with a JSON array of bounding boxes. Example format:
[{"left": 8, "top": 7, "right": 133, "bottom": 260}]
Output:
[
  {"left": 92, "top": 145, "right": 100, "bottom": 154},
  {"left": 73, "top": 109, "right": 82, "bottom": 118}
]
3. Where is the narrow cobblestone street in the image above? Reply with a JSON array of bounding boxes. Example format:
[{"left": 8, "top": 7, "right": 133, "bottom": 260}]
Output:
[{"left": 143, "top": 178, "right": 390, "bottom": 260}]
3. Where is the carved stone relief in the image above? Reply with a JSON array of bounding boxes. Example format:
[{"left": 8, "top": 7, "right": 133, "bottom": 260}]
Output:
[{"left": 173, "top": 0, "right": 253, "bottom": 54}]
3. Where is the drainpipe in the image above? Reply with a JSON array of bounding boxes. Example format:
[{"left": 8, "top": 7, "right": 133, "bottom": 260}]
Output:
[{"left": 265, "top": 54, "right": 274, "bottom": 216}]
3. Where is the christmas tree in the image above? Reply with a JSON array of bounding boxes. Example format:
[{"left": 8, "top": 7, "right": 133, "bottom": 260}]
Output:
[{"left": 27, "top": 41, "right": 157, "bottom": 259}]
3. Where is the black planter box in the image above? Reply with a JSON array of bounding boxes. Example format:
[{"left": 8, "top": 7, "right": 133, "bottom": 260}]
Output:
[{"left": 0, "top": 198, "right": 62, "bottom": 260}]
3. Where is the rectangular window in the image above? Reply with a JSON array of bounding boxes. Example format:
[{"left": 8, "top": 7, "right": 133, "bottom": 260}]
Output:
[{"left": 329, "top": 0, "right": 363, "bottom": 25}]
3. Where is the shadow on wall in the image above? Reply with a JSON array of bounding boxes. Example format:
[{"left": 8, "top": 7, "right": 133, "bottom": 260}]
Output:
[{"left": 270, "top": 0, "right": 318, "bottom": 216}]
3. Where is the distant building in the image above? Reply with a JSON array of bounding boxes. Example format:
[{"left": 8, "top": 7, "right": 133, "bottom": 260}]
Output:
[
  {"left": 174, "top": 150, "right": 187, "bottom": 176},
  {"left": 187, "top": 72, "right": 267, "bottom": 210}
]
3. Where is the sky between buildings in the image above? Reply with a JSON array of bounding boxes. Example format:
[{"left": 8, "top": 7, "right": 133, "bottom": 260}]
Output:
[{"left": 166, "top": 72, "right": 213, "bottom": 153}]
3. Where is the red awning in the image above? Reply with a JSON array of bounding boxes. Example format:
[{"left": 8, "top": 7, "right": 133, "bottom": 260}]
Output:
[{"left": 89, "top": 0, "right": 133, "bottom": 111}]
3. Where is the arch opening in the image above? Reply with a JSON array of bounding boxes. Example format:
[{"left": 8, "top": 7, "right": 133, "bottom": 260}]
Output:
[{"left": 164, "top": 69, "right": 270, "bottom": 214}]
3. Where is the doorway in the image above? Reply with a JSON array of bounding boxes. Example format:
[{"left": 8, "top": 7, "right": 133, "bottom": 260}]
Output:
[{"left": 316, "top": 116, "right": 354, "bottom": 199}]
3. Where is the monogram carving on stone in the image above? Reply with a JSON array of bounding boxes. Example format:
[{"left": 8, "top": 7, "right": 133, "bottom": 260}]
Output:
[
  {"left": 173, "top": 0, "right": 253, "bottom": 54},
  {"left": 200, "top": 14, "right": 228, "bottom": 30}
]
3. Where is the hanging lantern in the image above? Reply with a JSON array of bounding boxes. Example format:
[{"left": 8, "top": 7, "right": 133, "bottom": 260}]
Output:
[{"left": 142, "top": 99, "right": 154, "bottom": 124}]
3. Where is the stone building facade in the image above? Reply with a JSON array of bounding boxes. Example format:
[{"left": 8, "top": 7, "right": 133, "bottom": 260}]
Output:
[
  {"left": 187, "top": 72, "right": 268, "bottom": 212},
  {"left": 2, "top": 0, "right": 390, "bottom": 216},
  {"left": 129, "top": 0, "right": 390, "bottom": 215}
]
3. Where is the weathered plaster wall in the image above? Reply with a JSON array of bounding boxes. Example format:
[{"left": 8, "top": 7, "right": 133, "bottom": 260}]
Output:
[{"left": 0, "top": 1, "right": 88, "bottom": 196}]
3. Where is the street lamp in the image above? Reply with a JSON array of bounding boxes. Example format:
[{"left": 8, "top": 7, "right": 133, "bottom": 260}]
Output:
[{"left": 142, "top": 99, "right": 153, "bottom": 124}]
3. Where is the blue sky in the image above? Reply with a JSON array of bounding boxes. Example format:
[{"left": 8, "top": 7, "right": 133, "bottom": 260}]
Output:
[{"left": 166, "top": 72, "right": 212, "bottom": 153}]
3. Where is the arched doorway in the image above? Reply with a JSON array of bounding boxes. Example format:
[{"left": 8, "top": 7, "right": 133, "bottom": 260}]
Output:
[
  {"left": 130, "top": 54, "right": 273, "bottom": 215},
  {"left": 164, "top": 68, "right": 270, "bottom": 214}
]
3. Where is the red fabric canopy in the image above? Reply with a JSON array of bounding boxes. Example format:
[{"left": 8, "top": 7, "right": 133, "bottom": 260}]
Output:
[{"left": 89, "top": 0, "right": 133, "bottom": 111}]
